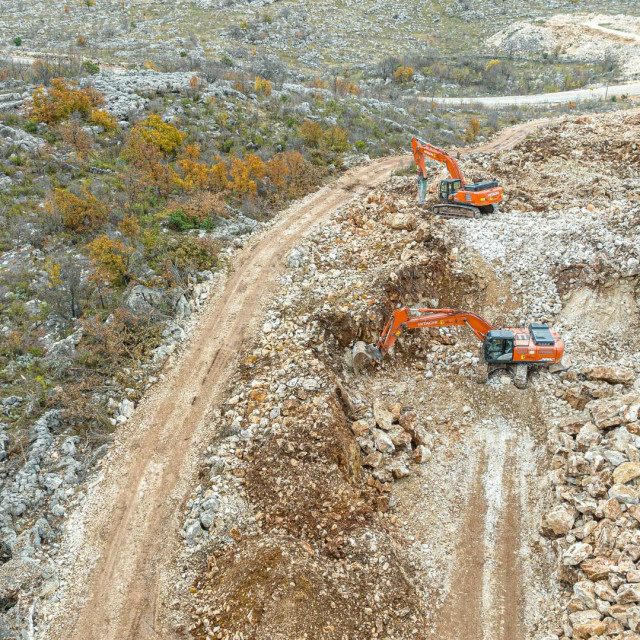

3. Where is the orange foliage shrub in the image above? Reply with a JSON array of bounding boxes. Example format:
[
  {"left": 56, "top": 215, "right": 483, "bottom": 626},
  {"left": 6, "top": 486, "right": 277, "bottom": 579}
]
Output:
[
  {"left": 118, "top": 214, "right": 140, "bottom": 238},
  {"left": 299, "top": 119, "right": 324, "bottom": 148},
  {"left": 254, "top": 76, "right": 272, "bottom": 96},
  {"left": 335, "top": 77, "right": 360, "bottom": 96},
  {"left": 266, "top": 151, "right": 314, "bottom": 201},
  {"left": 122, "top": 133, "right": 172, "bottom": 194},
  {"left": 87, "top": 235, "right": 134, "bottom": 286},
  {"left": 229, "top": 154, "right": 266, "bottom": 199},
  {"left": 31, "top": 78, "right": 104, "bottom": 124},
  {"left": 88, "top": 108, "right": 118, "bottom": 132},
  {"left": 393, "top": 66, "right": 414, "bottom": 84},
  {"left": 130, "top": 114, "right": 186, "bottom": 155},
  {"left": 209, "top": 161, "right": 230, "bottom": 193},
  {"left": 58, "top": 120, "right": 93, "bottom": 154},
  {"left": 180, "top": 192, "right": 226, "bottom": 223},
  {"left": 52, "top": 188, "right": 108, "bottom": 233}
]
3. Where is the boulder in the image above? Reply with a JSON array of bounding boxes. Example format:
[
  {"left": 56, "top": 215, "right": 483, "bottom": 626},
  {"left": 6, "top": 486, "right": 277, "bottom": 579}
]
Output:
[
  {"left": 573, "top": 581, "right": 597, "bottom": 610},
  {"left": 563, "top": 542, "right": 593, "bottom": 566},
  {"left": 583, "top": 365, "right": 634, "bottom": 386},
  {"left": 373, "top": 400, "right": 394, "bottom": 431},
  {"left": 412, "top": 445, "right": 431, "bottom": 464},
  {"left": 388, "top": 425, "right": 412, "bottom": 448},
  {"left": 613, "top": 462, "right": 640, "bottom": 485},
  {"left": 362, "top": 451, "right": 383, "bottom": 468},
  {"left": 591, "top": 399, "right": 623, "bottom": 429},
  {"left": 386, "top": 213, "right": 417, "bottom": 231},
  {"left": 351, "top": 419, "right": 372, "bottom": 437},
  {"left": 609, "top": 483, "right": 639, "bottom": 505},
  {"left": 572, "top": 619, "right": 606, "bottom": 638},
  {"left": 541, "top": 504, "right": 576, "bottom": 537},
  {"left": 580, "top": 556, "right": 616, "bottom": 580},
  {"left": 617, "top": 583, "right": 640, "bottom": 604},
  {"left": 564, "top": 387, "right": 591, "bottom": 411},
  {"left": 123, "top": 284, "right": 165, "bottom": 316},
  {"left": 372, "top": 428, "right": 395, "bottom": 454}
]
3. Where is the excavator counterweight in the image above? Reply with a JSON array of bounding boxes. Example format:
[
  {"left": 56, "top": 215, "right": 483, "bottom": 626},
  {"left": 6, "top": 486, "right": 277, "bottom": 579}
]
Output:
[
  {"left": 411, "top": 137, "right": 503, "bottom": 219},
  {"left": 352, "top": 307, "right": 564, "bottom": 389}
]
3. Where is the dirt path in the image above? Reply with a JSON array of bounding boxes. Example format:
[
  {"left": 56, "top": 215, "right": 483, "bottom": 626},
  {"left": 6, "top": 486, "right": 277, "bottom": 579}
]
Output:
[{"left": 41, "top": 118, "right": 560, "bottom": 640}]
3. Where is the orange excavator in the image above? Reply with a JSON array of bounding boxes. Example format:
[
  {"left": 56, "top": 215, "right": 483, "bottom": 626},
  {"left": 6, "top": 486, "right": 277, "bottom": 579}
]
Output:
[
  {"left": 411, "top": 137, "right": 503, "bottom": 218},
  {"left": 352, "top": 307, "right": 564, "bottom": 388}
]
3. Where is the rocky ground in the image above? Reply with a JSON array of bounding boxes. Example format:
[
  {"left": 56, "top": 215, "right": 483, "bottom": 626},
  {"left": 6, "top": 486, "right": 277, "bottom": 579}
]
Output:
[
  {"left": 182, "top": 109, "right": 640, "bottom": 639},
  {"left": 0, "top": 0, "right": 637, "bottom": 71},
  {"left": 489, "top": 13, "right": 640, "bottom": 80}
]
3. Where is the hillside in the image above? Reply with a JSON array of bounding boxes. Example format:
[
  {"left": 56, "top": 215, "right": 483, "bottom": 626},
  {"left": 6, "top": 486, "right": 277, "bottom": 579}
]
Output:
[{"left": 0, "top": 2, "right": 640, "bottom": 639}]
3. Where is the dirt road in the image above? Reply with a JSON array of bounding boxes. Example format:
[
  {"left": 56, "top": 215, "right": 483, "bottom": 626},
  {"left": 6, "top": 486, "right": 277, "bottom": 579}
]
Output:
[
  {"left": 41, "top": 118, "right": 562, "bottom": 640},
  {"left": 423, "top": 81, "right": 640, "bottom": 106}
]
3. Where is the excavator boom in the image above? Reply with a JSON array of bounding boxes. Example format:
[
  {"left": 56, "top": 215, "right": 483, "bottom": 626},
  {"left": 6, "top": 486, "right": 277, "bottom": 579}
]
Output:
[
  {"left": 375, "top": 307, "right": 495, "bottom": 357},
  {"left": 411, "top": 137, "right": 465, "bottom": 183}
]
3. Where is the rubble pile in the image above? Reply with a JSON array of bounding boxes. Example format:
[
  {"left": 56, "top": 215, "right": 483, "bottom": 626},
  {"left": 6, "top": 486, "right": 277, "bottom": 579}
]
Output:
[{"left": 542, "top": 369, "right": 640, "bottom": 640}]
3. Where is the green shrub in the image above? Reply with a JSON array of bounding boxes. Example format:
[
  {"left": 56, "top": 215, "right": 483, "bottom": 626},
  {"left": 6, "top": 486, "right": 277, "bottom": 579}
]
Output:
[
  {"left": 167, "top": 209, "right": 214, "bottom": 232},
  {"left": 83, "top": 60, "right": 100, "bottom": 75},
  {"left": 13, "top": 37, "right": 22, "bottom": 46}
]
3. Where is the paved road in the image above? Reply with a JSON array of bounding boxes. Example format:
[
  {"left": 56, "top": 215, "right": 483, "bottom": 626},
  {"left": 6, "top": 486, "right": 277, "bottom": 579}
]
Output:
[{"left": 417, "top": 81, "right": 640, "bottom": 107}]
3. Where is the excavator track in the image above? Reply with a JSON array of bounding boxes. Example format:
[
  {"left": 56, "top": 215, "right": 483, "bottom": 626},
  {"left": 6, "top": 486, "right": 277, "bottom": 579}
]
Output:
[
  {"left": 432, "top": 203, "right": 498, "bottom": 219},
  {"left": 432, "top": 203, "right": 481, "bottom": 219}
]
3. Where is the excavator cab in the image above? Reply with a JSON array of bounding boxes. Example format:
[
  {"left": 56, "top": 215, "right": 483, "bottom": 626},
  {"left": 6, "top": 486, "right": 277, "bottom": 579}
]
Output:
[
  {"left": 439, "top": 179, "right": 462, "bottom": 201},
  {"left": 483, "top": 330, "right": 514, "bottom": 363}
]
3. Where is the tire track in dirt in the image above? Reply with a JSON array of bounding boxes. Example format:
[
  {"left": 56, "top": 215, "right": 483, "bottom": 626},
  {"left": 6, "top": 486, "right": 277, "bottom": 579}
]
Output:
[
  {"left": 435, "top": 448, "right": 487, "bottom": 640},
  {"left": 41, "top": 118, "right": 561, "bottom": 640},
  {"left": 435, "top": 424, "right": 526, "bottom": 640}
]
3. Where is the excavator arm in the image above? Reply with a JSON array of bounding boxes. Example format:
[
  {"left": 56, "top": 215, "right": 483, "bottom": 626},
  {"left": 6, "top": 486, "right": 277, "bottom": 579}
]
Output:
[
  {"left": 375, "top": 307, "right": 495, "bottom": 357},
  {"left": 411, "top": 137, "right": 465, "bottom": 185}
]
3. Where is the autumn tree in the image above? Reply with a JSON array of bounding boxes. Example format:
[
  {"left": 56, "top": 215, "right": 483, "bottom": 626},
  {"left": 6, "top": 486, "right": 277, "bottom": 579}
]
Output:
[
  {"left": 87, "top": 235, "right": 135, "bottom": 287},
  {"left": 254, "top": 76, "right": 272, "bottom": 96},
  {"left": 130, "top": 114, "right": 186, "bottom": 155},
  {"left": 58, "top": 117, "right": 94, "bottom": 156},
  {"left": 266, "top": 151, "right": 313, "bottom": 201},
  {"left": 334, "top": 77, "right": 360, "bottom": 96},
  {"left": 393, "top": 66, "right": 414, "bottom": 84},
  {"left": 465, "top": 117, "right": 481, "bottom": 141},
  {"left": 299, "top": 119, "right": 324, "bottom": 148},
  {"left": 322, "top": 126, "right": 350, "bottom": 153},
  {"left": 229, "top": 154, "right": 266, "bottom": 199},
  {"left": 88, "top": 108, "right": 118, "bottom": 132},
  {"left": 52, "top": 188, "right": 108, "bottom": 233},
  {"left": 31, "top": 78, "right": 104, "bottom": 124}
]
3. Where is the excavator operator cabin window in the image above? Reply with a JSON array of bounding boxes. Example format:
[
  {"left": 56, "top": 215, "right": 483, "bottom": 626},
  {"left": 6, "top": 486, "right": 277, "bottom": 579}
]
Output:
[
  {"left": 486, "top": 338, "right": 513, "bottom": 362},
  {"left": 452, "top": 179, "right": 461, "bottom": 192}
]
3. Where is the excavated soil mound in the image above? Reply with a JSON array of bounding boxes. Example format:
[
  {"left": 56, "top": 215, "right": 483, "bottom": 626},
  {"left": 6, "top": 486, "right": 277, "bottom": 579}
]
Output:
[{"left": 194, "top": 533, "right": 425, "bottom": 640}]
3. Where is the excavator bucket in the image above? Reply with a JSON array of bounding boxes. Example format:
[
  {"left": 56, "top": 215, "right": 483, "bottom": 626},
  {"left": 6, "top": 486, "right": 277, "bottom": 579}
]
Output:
[{"left": 352, "top": 342, "right": 382, "bottom": 373}]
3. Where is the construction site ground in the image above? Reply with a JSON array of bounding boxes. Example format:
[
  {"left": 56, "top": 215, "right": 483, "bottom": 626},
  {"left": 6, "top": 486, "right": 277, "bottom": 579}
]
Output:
[{"left": 37, "top": 109, "right": 640, "bottom": 640}]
